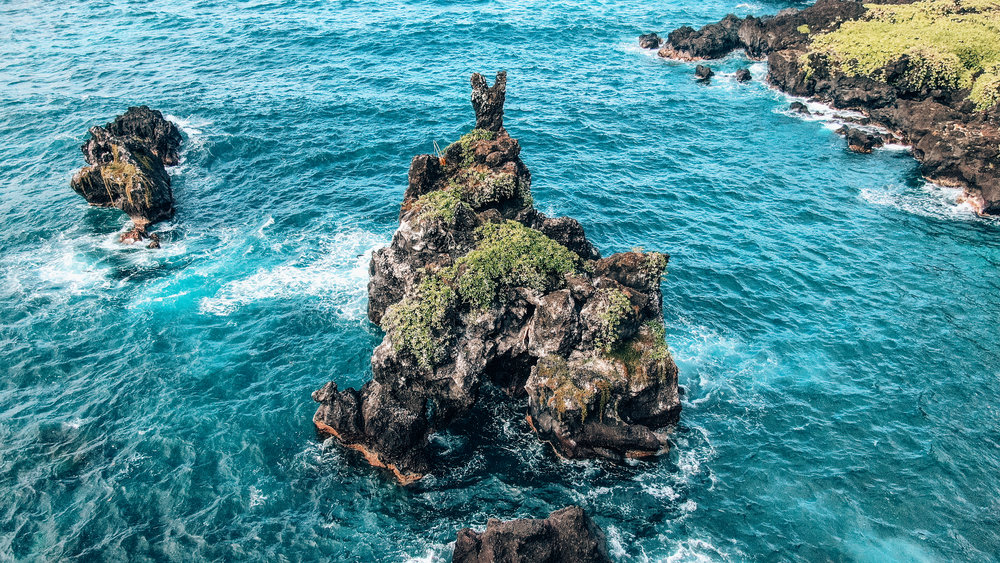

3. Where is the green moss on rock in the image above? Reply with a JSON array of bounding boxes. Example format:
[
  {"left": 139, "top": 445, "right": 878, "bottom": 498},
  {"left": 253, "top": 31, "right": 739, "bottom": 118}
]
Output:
[
  {"left": 381, "top": 274, "right": 457, "bottom": 368},
  {"left": 412, "top": 188, "right": 463, "bottom": 223},
  {"left": 804, "top": 0, "right": 1000, "bottom": 109},
  {"left": 447, "top": 128, "right": 495, "bottom": 167},
  {"left": 595, "top": 287, "right": 632, "bottom": 352},
  {"left": 450, "top": 220, "right": 581, "bottom": 310}
]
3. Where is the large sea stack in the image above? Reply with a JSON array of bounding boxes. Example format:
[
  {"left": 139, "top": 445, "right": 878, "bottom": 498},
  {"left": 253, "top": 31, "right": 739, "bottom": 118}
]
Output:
[
  {"left": 70, "top": 106, "right": 182, "bottom": 243},
  {"left": 312, "top": 72, "right": 681, "bottom": 484},
  {"left": 648, "top": 0, "right": 1000, "bottom": 215}
]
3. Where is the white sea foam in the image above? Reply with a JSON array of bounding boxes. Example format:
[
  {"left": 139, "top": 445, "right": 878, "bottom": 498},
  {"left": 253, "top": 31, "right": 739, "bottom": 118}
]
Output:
[
  {"left": 664, "top": 538, "right": 729, "bottom": 562},
  {"left": 860, "top": 181, "right": 990, "bottom": 222},
  {"left": 198, "top": 228, "right": 388, "bottom": 317}
]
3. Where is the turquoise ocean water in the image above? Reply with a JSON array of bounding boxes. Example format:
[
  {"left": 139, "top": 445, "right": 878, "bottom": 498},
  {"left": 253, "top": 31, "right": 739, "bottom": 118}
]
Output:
[{"left": 2, "top": 1, "right": 1000, "bottom": 560}]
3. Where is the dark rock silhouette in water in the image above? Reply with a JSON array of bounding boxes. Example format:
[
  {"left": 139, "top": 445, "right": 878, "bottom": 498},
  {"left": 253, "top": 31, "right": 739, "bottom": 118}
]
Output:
[
  {"left": 452, "top": 506, "right": 611, "bottom": 563},
  {"left": 70, "top": 106, "right": 182, "bottom": 243}
]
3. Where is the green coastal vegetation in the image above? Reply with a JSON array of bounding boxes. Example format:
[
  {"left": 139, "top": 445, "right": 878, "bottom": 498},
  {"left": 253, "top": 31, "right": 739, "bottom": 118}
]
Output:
[{"left": 804, "top": 0, "right": 1000, "bottom": 109}]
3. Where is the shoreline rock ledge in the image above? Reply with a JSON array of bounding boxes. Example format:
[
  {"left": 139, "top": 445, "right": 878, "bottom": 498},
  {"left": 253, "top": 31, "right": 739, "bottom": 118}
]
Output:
[
  {"left": 312, "top": 71, "right": 681, "bottom": 485},
  {"left": 645, "top": 0, "right": 1000, "bottom": 216},
  {"left": 70, "top": 106, "right": 182, "bottom": 245}
]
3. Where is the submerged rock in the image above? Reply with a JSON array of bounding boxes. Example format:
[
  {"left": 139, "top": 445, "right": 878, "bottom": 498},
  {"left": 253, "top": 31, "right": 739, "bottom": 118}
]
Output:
[
  {"left": 638, "top": 32, "right": 661, "bottom": 49},
  {"left": 694, "top": 65, "right": 714, "bottom": 81},
  {"left": 70, "top": 106, "right": 182, "bottom": 238},
  {"left": 452, "top": 506, "right": 611, "bottom": 563},
  {"left": 313, "top": 72, "right": 681, "bottom": 484}
]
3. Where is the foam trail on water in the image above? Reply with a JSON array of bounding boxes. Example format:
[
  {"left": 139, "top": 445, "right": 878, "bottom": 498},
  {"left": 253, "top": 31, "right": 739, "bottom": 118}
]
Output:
[{"left": 199, "top": 228, "right": 388, "bottom": 317}]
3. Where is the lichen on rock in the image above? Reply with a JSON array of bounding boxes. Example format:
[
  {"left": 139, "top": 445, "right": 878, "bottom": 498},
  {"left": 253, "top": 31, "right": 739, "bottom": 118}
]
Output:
[{"left": 312, "top": 72, "right": 681, "bottom": 484}]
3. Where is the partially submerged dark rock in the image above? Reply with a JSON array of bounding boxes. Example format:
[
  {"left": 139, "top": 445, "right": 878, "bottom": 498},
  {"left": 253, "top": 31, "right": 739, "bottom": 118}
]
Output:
[
  {"left": 70, "top": 106, "right": 182, "bottom": 239},
  {"left": 838, "top": 126, "right": 884, "bottom": 154},
  {"left": 638, "top": 32, "right": 661, "bottom": 49},
  {"left": 657, "top": 0, "right": 1000, "bottom": 216},
  {"left": 452, "top": 506, "right": 611, "bottom": 563},
  {"left": 694, "top": 65, "right": 714, "bottom": 81},
  {"left": 658, "top": 13, "right": 743, "bottom": 60},
  {"left": 735, "top": 68, "right": 752, "bottom": 82},
  {"left": 788, "top": 101, "right": 810, "bottom": 115},
  {"left": 313, "top": 73, "right": 680, "bottom": 484}
]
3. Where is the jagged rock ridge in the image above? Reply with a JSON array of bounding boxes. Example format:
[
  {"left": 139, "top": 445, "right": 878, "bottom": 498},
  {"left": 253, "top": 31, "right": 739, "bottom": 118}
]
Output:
[{"left": 313, "top": 72, "right": 681, "bottom": 484}]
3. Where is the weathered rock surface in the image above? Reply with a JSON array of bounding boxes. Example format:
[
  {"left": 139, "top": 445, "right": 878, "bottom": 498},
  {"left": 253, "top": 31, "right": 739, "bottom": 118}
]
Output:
[
  {"left": 70, "top": 106, "right": 182, "bottom": 239},
  {"left": 313, "top": 72, "right": 681, "bottom": 484},
  {"left": 647, "top": 0, "right": 1000, "bottom": 216},
  {"left": 838, "top": 126, "right": 884, "bottom": 154},
  {"left": 694, "top": 65, "right": 714, "bottom": 81},
  {"left": 638, "top": 32, "right": 661, "bottom": 49},
  {"left": 452, "top": 506, "right": 611, "bottom": 563},
  {"left": 735, "top": 68, "right": 752, "bottom": 83}
]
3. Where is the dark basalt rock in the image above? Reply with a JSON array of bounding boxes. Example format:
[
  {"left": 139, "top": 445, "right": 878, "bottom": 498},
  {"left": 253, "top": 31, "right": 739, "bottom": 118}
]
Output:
[
  {"left": 471, "top": 71, "right": 508, "bottom": 133},
  {"left": 658, "top": 13, "right": 743, "bottom": 60},
  {"left": 838, "top": 126, "right": 884, "bottom": 154},
  {"left": 70, "top": 106, "right": 182, "bottom": 238},
  {"left": 313, "top": 73, "right": 681, "bottom": 484},
  {"left": 788, "top": 101, "right": 811, "bottom": 115},
  {"left": 694, "top": 65, "right": 714, "bottom": 81},
  {"left": 735, "top": 68, "right": 752, "bottom": 82},
  {"left": 638, "top": 32, "right": 661, "bottom": 49},
  {"left": 452, "top": 506, "right": 611, "bottom": 563},
  {"left": 658, "top": 0, "right": 1000, "bottom": 216}
]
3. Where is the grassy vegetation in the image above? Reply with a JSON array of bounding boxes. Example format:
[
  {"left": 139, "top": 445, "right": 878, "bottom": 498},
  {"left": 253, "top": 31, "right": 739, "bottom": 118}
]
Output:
[
  {"left": 447, "top": 128, "right": 495, "bottom": 167},
  {"left": 449, "top": 220, "right": 581, "bottom": 310},
  {"left": 380, "top": 274, "right": 457, "bottom": 368},
  {"left": 594, "top": 287, "right": 632, "bottom": 352},
  {"left": 100, "top": 146, "right": 153, "bottom": 207},
  {"left": 412, "top": 188, "right": 463, "bottom": 223},
  {"left": 804, "top": 0, "right": 1000, "bottom": 109}
]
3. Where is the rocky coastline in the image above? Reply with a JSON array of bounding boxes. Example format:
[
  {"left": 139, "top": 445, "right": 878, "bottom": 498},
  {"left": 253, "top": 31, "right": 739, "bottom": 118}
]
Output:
[
  {"left": 70, "top": 106, "right": 182, "bottom": 246},
  {"left": 312, "top": 72, "right": 681, "bottom": 485},
  {"left": 643, "top": 0, "right": 1000, "bottom": 215}
]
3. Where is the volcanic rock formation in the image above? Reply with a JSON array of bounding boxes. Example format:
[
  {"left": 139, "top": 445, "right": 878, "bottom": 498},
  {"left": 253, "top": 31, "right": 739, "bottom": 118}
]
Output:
[
  {"left": 312, "top": 72, "right": 681, "bottom": 484},
  {"left": 70, "top": 106, "right": 182, "bottom": 244},
  {"left": 646, "top": 0, "right": 1000, "bottom": 215},
  {"left": 451, "top": 506, "right": 611, "bottom": 563}
]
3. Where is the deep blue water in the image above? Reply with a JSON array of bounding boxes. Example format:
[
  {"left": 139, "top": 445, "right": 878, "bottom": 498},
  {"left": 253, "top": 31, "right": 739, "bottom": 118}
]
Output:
[{"left": 2, "top": 0, "right": 1000, "bottom": 560}]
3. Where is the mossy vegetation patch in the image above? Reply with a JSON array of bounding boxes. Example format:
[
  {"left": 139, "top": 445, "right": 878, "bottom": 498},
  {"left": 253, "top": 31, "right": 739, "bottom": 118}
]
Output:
[
  {"left": 381, "top": 274, "right": 458, "bottom": 368},
  {"left": 804, "top": 0, "right": 1000, "bottom": 109},
  {"left": 412, "top": 188, "right": 464, "bottom": 223},
  {"left": 447, "top": 128, "right": 495, "bottom": 167},
  {"left": 534, "top": 355, "right": 610, "bottom": 424},
  {"left": 595, "top": 287, "right": 633, "bottom": 352},
  {"left": 448, "top": 220, "right": 581, "bottom": 310}
]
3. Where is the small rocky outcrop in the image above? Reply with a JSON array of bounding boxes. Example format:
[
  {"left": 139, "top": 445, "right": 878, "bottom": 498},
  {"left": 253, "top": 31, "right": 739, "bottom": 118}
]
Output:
[
  {"left": 70, "top": 106, "right": 182, "bottom": 242},
  {"left": 838, "top": 126, "right": 884, "bottom": 154},
  {"left": 788, "top": 101, "right": 811, "bottom": 115},
  {"left": 452, "top": 506, "right": 611, "bottom": 563},
  {"left": 735, "top": 68, "right": 752, "bottom": 83},
  {"left": 694, "top": 65, "right": 714, "bottom": 81},
  {"left": 638, "top": 32, "right": 661, "bottom": 49},
  {"left": 648, "top": 0, "right": 1000, "bottom": 216},
  {"left": 313, "top": 72, "right": 681, "bottom": 484}
]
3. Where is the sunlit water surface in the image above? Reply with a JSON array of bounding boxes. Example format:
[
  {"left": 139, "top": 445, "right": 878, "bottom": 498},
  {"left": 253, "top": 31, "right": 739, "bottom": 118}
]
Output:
[{"left": 2, "top": 1, "right": 999, "bottom": 560}]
